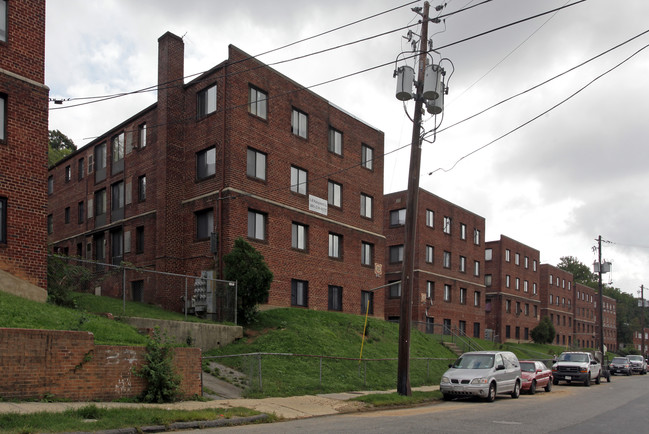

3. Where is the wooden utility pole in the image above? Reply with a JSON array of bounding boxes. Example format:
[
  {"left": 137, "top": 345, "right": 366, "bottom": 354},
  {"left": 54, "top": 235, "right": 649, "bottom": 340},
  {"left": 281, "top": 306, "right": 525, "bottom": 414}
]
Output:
[
  {"left": 642, "top": 284, "right": 645, "bottom": 357},
  {"left": 397, "top": 1, "right": 430, "bottom": 397},
  {"left": 597, "top": 235, "right": 605, "bottom": 359}
]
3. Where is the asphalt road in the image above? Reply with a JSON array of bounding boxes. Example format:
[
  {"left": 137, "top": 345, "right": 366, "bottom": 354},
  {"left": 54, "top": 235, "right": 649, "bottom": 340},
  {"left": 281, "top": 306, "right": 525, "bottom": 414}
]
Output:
[{"left": 175, "top": 374, "right": 649, "bottom": 433}]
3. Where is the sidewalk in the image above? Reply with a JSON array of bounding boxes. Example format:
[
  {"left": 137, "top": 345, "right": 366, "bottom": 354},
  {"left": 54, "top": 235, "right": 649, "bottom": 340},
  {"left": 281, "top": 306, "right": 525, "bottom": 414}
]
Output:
[{"left": 0, "top": 385, "right": 440, "bottom": 420}]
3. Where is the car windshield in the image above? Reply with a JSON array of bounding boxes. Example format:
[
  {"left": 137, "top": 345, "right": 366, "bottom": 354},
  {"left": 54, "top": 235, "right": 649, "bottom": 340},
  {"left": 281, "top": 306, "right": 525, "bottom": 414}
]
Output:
[
  {"left": 611, "top": 357, "right": 627, "bottom": 363},
  {"left": 520, "top": 362, "right": 536, "bottom": 372},
  {"left": 453, "top": 354, "right": 494, "bottom": 369},
  {"left": 628, "top": 355, "right": 642, "bottom": 361},
  {"left": 559, "top": 353, "right": 588, "bottom": 363}
]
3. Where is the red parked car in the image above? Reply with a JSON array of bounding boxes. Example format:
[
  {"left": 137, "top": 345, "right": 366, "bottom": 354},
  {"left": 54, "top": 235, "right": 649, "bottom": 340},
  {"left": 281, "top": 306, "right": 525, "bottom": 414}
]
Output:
[{"left": 520, "top": 360, "right": 553, "bottom": 394}]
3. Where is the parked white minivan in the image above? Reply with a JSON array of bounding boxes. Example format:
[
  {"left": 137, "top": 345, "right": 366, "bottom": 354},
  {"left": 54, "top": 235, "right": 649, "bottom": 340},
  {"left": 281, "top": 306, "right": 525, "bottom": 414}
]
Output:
[{"left": 440, "top": 350, "right": 522, "bottom": 402}]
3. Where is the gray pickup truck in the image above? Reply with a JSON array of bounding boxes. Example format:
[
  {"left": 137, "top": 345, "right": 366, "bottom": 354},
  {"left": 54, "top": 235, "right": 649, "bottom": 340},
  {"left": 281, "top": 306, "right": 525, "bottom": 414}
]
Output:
[{"left": 552, "top": 351, "right": 601, "bottom": 386}]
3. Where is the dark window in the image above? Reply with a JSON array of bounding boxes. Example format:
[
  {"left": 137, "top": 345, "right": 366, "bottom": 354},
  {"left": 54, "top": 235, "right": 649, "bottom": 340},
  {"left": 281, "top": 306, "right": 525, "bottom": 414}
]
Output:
[
  {"left": 390, "top": 208, "right": 406, "bottom": 226},
  {"left": 47, "top": 214, "right": 53, "bottom": 234},
  {"left": 136, "top": 226, "right": 144, "bottom": 254},
  {"left": 361, "top": 242, "right": 373, "bottom": 266},
  {"left": 292, "top": 222, "right": 307, "bottom": 251},
  {"left": 94, "top": 189, "right": 107, "bottom": 227},
  {"left": 0, "top": 94, "right": 5, "bottom": 142},
  {"left": 64, "top": 207, "right": 70, "bottom": 224},
  {"left": 78, "top": 158, "right": 84, "bottom": 181},
  {"left": 389, "top": 245, "right": 404, "bottom": 263},
  {"left": 506, "top": 325, "right": 511, "bottom": 339},
  {"left": 111, "top": 181, "right": 124, "bottom": 221},
  {"left": 248, "top": 210, "right": 266, "bottom": 241},
  {"left": 443, "top": 319, "right": 451, "bottom": 335},
  {"left": 196, "top": 208, "right": 213, "bottom": 240},
  {"left": 197, "top": 147, "right": 216, "bottom": 180},
  {"left": 426, "top": 317, "right": 434, "bottom": 334},
  {"left": 328, "top": 285, "right": 342, "bottom": 311},
  {"left": 328, "top": 128, "right": 342, "bottom": 155},
  {"left": 473, "top": 322, "right": 481, "bottom": 338},
  {"left": 291, "top": 108, "right": 308, "bottom": 138},
  {"left": 361, "top": 144, "right": 373, "bottom": 170},
  {"left": 132, "top": 280, "right": 144, "bottom": 302},
  {"left": 138, "top": 123, "right": 147, "bottom": 148},
  {"left": 197, "top": 84, "right": 217, "bottom": 118},
  {"left": 247, "top": 148, "right": 267, "bottom": 180},
  {"left": 138, "top": 175, "right": 147, "bottom": 202},
  {"left": 65, "top": 166, "right": 71, "bottom": 183},
  {"left": 47, "top": 176, "right": 53, "bottom": 195},
  {"left": 291, "top": 279, "right": 308, "bottom": 307},
  {"left": 389, "top": 281, "right": 401, "bottom": 298},
  {"left": 111, "top": 133, "right": 124, "bottom": 175},
  {"left": 111, "top": 229, "right": 123, "bottom": 265},
  {"left": 361, "top": 290, "right": 373, "bottom": 315},
  {"left": 0, "top": 197, "right": 6, "bottom": 243},
  {"left": 95, "top": 142, "right": 107, "bottom": 182},
  {"left": 290, "top": 166, "right": 307, "bottom": 195},
  {"left": 327, "top": 180, "right": 342, "bottom": 207},
  {"left": 249, "top": 87, "right": 268, "bottom": 119}
]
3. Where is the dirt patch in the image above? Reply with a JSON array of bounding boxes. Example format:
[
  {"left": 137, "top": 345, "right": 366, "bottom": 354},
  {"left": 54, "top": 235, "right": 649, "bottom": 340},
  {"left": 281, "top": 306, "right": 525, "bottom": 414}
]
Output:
[{"left": 244, "top": 327, "right": 274, "bottom": 344}]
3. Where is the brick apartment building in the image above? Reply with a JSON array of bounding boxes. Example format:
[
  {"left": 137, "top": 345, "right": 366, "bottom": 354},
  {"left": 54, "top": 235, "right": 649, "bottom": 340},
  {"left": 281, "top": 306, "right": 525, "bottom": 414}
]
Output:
[
  {"left": 539, "top": 264, "right": 574, "bottom": 347},
  {"left": 632, "top": 328, "right": 648, "bottom": 356},
  {"left": 47, "top": 32, "right": 386, "bottom": 316},
  {"left": 602, "top": 294, "right": 617, "bottom": 352},
  {"left": 383, "top": 189, "right": 486, "bottom": 338},
  {"left": 484, "top": 236, "right": 541, "bottom": 343},
  {"left": 0, "top": 0, "right": 49, "bottom": 295},
  {"left": 574, "top": 283, "right": 596, "bottom": 348}
]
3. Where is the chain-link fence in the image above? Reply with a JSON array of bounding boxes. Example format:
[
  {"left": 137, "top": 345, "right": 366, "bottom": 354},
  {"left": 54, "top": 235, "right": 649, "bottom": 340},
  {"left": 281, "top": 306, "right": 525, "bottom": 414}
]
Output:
[
  {"left": 48, "top": 254, "right": 237, "bottom": 323},
  {"left": 203, "top": 352, "right": 455, "bottom": 396}
]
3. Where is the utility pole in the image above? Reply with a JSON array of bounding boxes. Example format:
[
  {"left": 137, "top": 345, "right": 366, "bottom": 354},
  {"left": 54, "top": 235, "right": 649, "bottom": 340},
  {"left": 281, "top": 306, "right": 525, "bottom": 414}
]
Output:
[
  {"left": 641, "top": 284, "right": 645, "bottom": 357},
  {"left": 597, "top": 235, "right": 605, "bottom": 359},
  {"left": 397, "top": 1, "right": 431, "bottom": 397}
]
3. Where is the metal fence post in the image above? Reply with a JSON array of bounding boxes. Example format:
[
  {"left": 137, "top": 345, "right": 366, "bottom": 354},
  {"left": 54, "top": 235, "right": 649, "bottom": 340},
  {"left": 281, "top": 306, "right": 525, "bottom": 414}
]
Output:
[
  {"left": 184, "top": 277, "right": 188, "bottom": 320},
  {"left": 364, "top": 360, "right": 367, "bottom": 387},
  {"left": 258, "top": 353, "right": 263, "bottom": 392},
  {"left": 319, "top": 356, "right": 323, "bottom": 387},
  {"left": 427, "top": 358, "right": 430, "bottom": 381},
  {"left": 122, "top": 266, "right": 126, "bottom": 315}
]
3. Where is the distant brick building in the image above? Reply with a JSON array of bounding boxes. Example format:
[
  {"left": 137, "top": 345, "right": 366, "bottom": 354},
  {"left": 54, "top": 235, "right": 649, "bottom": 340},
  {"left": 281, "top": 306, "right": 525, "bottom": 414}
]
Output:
[
  {"left": 383, "top": 189, "right": 486, "bottom": 338},
  {"left": 602, "top": 294, "right": 617, "bottom": 352},
  {"left": 539, "top": 264, "right": 574, "bottom": 347},
  {"left": 0, "top": 0, "right": 49, "bottom": 292},
  {"left": 484, "top": 236, "right": 541, "bottom": 343},
  {"left": 47, "top": 32, "right": 385, "bottom": 317},
  {"left": 574, "top": 283, "right": 596, "bottom": 348}
]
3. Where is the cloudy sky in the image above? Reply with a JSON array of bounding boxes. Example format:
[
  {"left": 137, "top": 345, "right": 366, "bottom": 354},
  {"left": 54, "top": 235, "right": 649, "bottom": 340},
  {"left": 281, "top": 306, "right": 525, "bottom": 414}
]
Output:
[{"left": 45, "top": 0, "right": 649, "bottom": 296}]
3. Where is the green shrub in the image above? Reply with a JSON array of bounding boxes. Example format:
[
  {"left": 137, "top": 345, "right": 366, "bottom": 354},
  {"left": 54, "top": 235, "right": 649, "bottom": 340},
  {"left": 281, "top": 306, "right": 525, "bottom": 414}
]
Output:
[{"left": 136, "top": 328, "right": 181, "bottom": 403}]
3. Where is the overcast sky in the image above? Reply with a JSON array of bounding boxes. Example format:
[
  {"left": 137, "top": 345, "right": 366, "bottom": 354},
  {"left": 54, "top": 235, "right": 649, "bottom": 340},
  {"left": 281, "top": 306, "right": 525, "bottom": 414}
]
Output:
[{"left": 45, "top": 0, "right": 649, "bottom": 297}]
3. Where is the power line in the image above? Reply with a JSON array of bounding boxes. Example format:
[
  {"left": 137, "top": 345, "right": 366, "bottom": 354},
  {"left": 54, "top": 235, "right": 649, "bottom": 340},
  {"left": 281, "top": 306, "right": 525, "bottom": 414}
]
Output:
[{"left": 426, "top": 41, "right": 649, "bottom": 176}]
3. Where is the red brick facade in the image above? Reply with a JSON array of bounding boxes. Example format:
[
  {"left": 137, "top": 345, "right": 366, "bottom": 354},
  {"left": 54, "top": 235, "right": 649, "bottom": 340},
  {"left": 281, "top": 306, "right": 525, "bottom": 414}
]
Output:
[
  {"left": 540, "top": 264, "right": 574, "bottom": 347},
  {"left": 383, "top": 189, "right": 486, "bottom": 338},
  {"left": 0, "top": 0, "right": 49, "bottom": 288},
  {"left": 48, "top": 33, "right": 385, "bottom": 317},
  {"left": 0, "top": 328, "right": 201, "bottom": 401},
  {"left": 484, "top": 236, "right": 541, "bottom": 343},
  {"left": 574, "top": 283, "right": 596, "bottom": 348},
  {"left": 602, "top": 294, "right": 617, "bottom": 352}
]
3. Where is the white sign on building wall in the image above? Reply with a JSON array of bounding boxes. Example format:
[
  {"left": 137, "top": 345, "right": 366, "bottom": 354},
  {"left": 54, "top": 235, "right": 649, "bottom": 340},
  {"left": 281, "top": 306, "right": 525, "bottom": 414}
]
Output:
[{"left": 309, "top": 195, "right": 328, "bottom": 216}]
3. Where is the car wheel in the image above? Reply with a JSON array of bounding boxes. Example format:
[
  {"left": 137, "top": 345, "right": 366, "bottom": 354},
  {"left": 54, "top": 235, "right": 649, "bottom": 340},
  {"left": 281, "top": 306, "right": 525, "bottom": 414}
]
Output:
[
  {"left": 627, "top": 370, "right": 632, "bottom": 376},
  {"left": 485, "top": 382, "right": 496, "bottom": 402},
  {"left": 553, "top": 378, "right": 559, "bottom": 385},
  {"left": 511, "top": 381, "right": 520, "bottom": 399},
  {"left": 529, "top": 380, "right": 536, "bottom": 395},
  {"left": 595, "top": 373, "right": 601, "bottom": 385},
  {"left": 442, "top": 393, "right": 452, "bottom": 401},
  {"left": 545, "top": 379, "right": 552, "bottom": 392},
  {"left": 584, "top": 374, "right": 591, "bottom": 387},
  {"left": 607, "top": 374, "right": 611, "bottom": 383}
]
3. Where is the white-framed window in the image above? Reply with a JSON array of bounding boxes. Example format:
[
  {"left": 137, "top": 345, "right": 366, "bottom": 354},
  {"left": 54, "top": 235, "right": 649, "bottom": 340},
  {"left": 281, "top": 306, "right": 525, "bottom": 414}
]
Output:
[
  {"left": 327, "top": 180, "right": 342, "bottom": 207},
  {"left": 360, "top": 193, "right": 373, "bottom": 218},
  {"left": 47, "top": 175, "right": 54, "bottom": 195},
  {"left": 524, "top": 256, "right": 529, "bottom": 269},
  {"left": 361, "top": 144, "right": 373, "bottom": 170},
  {"left": 64, "top": 165, "right": 71, "bottom": 183},
  {"left": 443, "top": 216, "right": 451, "bottom": 234},
  {"left": 444, "top": 284, "right": 452, "bottom": 302},
  {"left": 505, "top": 249, "right": 511, "bottom": 262},
  {"left": 138, "top": 175, "right": 147, "bottom": 202},
  {"left": 361, "top": 242, "right": 373, "bottom": 266},
  {"left": 474, "top": 228, "right": 481, "bottom": 245},
  {"left": 426, "top": 281, "right": 434, "bottom": 299},
  {"left": 550, "top": 274, "right": 553, "bottom": 285},
  {"left": 506, "top": 275, "right": 511, "bottom": 288},
  {"left": 485, "top": 248, "right": 492, "bottom": 261},
  {"left": 515, "top": 277, "right": 520, "bottom": 290},
  {"left": 460, "top": 288, "right": 467, "bottom": 305},
  {"left": 390, "top": 208, "right": 406, "bottom": 226},
  {"left": 292, "top": 222, "right": 307, "bottom": 251},
  {"left": 291, "top": 279, "right": 308, "bottom": 307},
  {"left": 426, "top": 245, "right": 434, "bottom": 263},
  {"left": 459, "top": 256, "right": 466, "bottom": 272},
  {"left": 247, "top": 210, "right": 266, "bottom": 241},
  {"left": 197, "top": 147, "right": 216, "bottom": 180},
  {"left": 524, "top": 280, "right": 529, "bottom": 292},
  {"left": 329, "top": 233, "right": 342, "bottom": 259},
  {"left": 197, "top": 84, "right": 217, "bottom": 118},
  {"left": 533, "top": 259, "right": 537, "bottom": 271},
  {"left": 328, "top": 127, "right": 342, "bottom": 155},
  {"left": 0, "top": 94, "right": 5, "bottom": 142},
  {"left": 0, "top": 1, "right": 6, "bottom": 43},
  {"left": 291, "top": 108, "right": 308, "bottom": 138},
  {"left": 443, "top": 251, "right": 451, "bottom": 268},
  {"left": 426, "top": 209, "right": 434, "bottom": 227},
  {"left": 196, "top": 208, "right": 214, "bottom": 240},
  {"left": 247, "top": 148, "right": 267, "bottom": 181},
  {"left": 550, "top": 294, "right": 553, "bottom": 304},
  {"left": 249, "top": 86, "right": 268, "bottom": 119},
  {"left": 474, "top": 260, "right": 480, "bottom": 276},
  {"left": 390, "top": 245, "right": 404, "bottom": 263},
  {"left": 460, "top": 223, "right": 467, "bottom": 240},
  {"left": 515, "top": 253, "right": 520, "bottom": 265},
  {"left": 290, "top": 166, "right": 307, "bottom": 194},
  {"left": 485, "top": 274, "right": 492, "bottom": 286},
  {"left": 474, "top": 291, "right": 480, "bottom": 307},
  {"left": 138, "top": 123, "right": 147, "bottom": 148}
]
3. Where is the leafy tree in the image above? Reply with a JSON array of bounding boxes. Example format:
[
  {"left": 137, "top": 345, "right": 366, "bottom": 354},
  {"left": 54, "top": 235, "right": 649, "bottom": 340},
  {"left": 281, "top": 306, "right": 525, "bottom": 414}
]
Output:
[
  {"left": 223, "top": 237, "right": 273, "bottom": 325},
  {"left": 557, "top": 256, "right": 598, "bottom": 289},
  {"left": 531, "top": 316, "right": 556, "bottom": 344},
  {"left": 48, "top": 129, "right": 76, "bottom": 166},
  {"left": 47, "top": 254, "right": 94, "bottom": 308}
]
